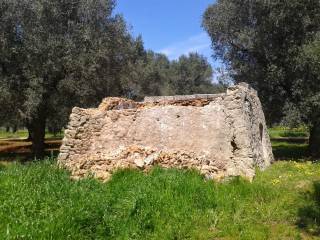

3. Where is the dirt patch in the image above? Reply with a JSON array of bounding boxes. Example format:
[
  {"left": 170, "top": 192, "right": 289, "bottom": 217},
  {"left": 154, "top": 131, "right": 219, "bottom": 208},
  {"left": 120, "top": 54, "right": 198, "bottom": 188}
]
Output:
[{"left": 0, "top": 139, "right": 62, "bottom": 161}]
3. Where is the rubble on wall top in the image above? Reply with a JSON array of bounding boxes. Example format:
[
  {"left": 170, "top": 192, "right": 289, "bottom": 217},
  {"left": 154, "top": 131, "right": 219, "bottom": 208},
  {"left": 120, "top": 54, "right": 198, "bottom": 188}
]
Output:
[
  {"left": 144, "top": 93, "right": 225, "bottom": 103},
  {"left": 75, "top": 83, "right": 256, "bottom": 114}
]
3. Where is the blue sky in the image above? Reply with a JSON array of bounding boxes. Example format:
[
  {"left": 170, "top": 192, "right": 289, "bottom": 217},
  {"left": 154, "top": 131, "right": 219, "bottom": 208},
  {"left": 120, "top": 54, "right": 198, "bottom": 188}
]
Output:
[{"left": 114, "top": 0, "right": 219, "bottom": 68}]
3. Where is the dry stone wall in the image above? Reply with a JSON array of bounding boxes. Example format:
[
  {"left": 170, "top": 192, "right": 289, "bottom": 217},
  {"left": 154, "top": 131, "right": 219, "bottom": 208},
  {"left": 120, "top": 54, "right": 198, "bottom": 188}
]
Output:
[{"left": 58, "top": 83, "right": 274, "bottom": 181}]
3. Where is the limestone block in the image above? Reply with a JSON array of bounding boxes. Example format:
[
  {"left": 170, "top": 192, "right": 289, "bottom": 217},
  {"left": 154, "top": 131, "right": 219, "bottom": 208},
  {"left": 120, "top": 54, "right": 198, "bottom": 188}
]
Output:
[{"left": 58, "top": 83, "right": 274, "bottom": 181}]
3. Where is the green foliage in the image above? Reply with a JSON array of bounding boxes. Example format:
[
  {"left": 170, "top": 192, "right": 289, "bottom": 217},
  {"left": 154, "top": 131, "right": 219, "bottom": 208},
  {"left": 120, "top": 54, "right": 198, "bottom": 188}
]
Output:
[
  {"left": 121, "top": 50, "right": 172, "bottom": 99},
  {"left": 203, "top": 0, "right": 320, "bottom": 124},
  {"left": 0, "top": 1, "right": 224, "bottom": 156},
  {"left": 203, "top": 0, "right": 320, "bottom": 156},
  {"left": 169, "top": 53, "right": 219, "bottom": 95},
  {"left": 0, "top": 0, "right": 139, "bottom": 156},
  {"left": 124, "top": 51, "right": 224, "bottom": 99},
  {"left": 1, "top": 158, "right": 320, "bottom": 239},
  {"left": 299, "top": 35, "right": 320, "bottom": 157}
]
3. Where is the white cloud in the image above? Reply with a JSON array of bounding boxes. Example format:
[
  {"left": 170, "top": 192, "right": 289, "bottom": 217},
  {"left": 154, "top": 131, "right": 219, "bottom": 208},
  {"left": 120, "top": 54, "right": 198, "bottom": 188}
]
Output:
[{"left": 159, "top": 33, "right": 212, "bottom": 60}]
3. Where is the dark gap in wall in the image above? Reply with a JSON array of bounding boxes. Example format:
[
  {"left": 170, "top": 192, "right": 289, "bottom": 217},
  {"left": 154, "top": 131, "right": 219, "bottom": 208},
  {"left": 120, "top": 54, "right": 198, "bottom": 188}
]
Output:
[
  {"left": 231, "top": 136, "right": 239, "bottom": 153},
  {"left": 259, "top": 123, "right": 263, "bottom": 142}
]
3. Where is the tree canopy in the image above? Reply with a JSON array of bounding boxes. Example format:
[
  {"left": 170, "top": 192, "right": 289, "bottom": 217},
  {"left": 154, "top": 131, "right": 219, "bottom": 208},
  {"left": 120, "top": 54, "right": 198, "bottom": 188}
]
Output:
[
  {"left": 0, "top": 0, "right": 144, "bottom": 156},
  {"left": 203, "top": 0, "right": 320, "bottom": 157},
  {"left": 0, "top": 0, "right": 222, "bottom": 157}
]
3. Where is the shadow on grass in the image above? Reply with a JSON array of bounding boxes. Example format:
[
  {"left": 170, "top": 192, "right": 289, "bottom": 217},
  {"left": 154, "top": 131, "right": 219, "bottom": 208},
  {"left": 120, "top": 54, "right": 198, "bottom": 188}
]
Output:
[
  {"left": 297, "top": 181, "right": 320, "bottom": 235},
  {"left": 0, "top": 163, "right": 6, "bottom": 171},
  {"left": 0, "top": 138, "right": 61, "bottom": 162},
  {"left": 272, "top": 140, "right": 309, "bottom": 161}
]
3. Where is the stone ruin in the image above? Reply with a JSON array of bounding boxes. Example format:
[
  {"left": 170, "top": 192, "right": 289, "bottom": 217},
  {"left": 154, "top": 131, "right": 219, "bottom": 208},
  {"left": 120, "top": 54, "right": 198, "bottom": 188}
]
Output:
[{"left": 58, "top": 83, "right": 274, "bottom": 181}]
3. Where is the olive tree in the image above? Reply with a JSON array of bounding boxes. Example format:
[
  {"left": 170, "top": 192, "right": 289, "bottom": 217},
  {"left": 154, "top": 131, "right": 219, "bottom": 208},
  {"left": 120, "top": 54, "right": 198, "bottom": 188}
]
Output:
[
  {"left": 0, "top": 0, "right": 137, "bottom": 157},
  {"left": 203, "top": 0, "right": 320, "bottom": 157}
]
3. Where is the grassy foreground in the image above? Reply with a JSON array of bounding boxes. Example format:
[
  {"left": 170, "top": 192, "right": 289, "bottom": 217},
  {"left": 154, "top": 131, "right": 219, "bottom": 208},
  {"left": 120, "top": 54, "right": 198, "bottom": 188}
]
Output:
[{"left": 0, "top": 160, "right": 320, "bottom": 239}]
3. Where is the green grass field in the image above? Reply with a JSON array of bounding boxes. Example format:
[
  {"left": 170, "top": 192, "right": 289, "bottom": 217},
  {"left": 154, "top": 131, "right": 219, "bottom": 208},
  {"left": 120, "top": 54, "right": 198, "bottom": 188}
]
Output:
[
  {"left": 0, "top": 129, "right": 29, "bottom": 139},
  {"left": 0, "top": 160, "right": 320, "bottom": 239},
  {"left": 269, "top": 126, "right": 309, "bottom": 139},
  {"left": 0, "top": 129, "right": 63, "bottom": 139},
  {"left": 0, "top": 127, "right": 319, "bottom": 239}
]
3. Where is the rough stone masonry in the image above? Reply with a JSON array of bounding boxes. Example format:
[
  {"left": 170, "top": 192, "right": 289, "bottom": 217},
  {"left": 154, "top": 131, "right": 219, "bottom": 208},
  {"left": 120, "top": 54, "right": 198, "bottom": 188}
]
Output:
[{"left": 58, "top": 83, "right": 274, "bottom": 181}]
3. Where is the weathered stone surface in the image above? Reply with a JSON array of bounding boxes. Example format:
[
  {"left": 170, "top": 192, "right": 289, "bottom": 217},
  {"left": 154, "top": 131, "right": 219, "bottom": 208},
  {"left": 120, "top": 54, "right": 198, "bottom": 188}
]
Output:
[{"left": 58, "top": 83, "right": 274, "bottom": 181}]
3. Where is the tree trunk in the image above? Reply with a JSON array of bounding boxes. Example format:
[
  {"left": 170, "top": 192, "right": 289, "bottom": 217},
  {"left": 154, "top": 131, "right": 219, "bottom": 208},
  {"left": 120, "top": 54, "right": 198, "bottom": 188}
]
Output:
[
  {"left": 26, "top": 123, "right": 33, "bottom": 141},
  {"left": 12, "top": 125, "right": 17, "bottom": 133},
  {"left": 5, "top": 126, "right": 10, "bottom": 132},
  {"left": 309, "top": 123, "right": 320, "bottom": 158},
  {"left": 27, "top": 114, "right": 46, "bottom": 159}
]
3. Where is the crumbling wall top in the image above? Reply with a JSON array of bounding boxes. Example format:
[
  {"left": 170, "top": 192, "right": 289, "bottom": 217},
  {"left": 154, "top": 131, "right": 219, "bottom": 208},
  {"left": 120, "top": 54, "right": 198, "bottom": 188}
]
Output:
[{"left": 144, "top": 93, "right": 225, "bottom": 103}]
